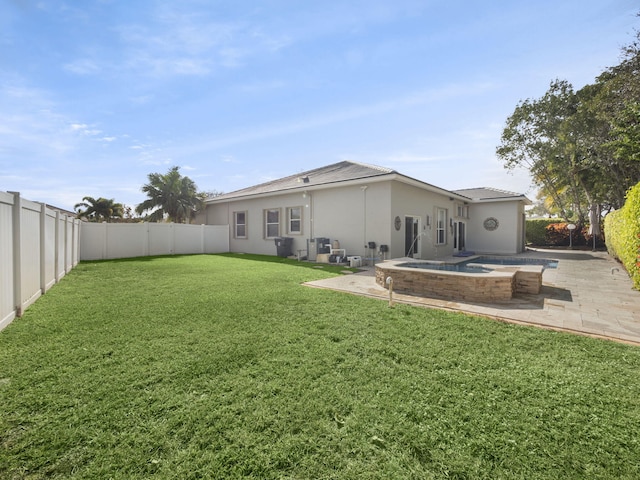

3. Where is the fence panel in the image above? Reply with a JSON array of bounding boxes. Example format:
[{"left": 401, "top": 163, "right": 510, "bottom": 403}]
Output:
[
  {"left": 19, "top": 198, "right": 43, "bottom": 311},
  {"left": 80, "top": 222, "right": 229, "bottom": 261},
  {"left": 148, "top": 223, "right": 173, "bottom": 256},
  {"left": 43, "top": 208, "right": 57, "bottom": 291},
  {"left": 0, "top": 192, "right": 15, "bottom": 330},
  {"left": 0, "top": 192, "right": 80, "bottom": 331}
]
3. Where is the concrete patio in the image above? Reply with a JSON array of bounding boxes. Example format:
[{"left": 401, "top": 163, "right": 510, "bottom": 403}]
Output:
[{"left": 304, "top": 248, "right": 640, "bottom": 346}]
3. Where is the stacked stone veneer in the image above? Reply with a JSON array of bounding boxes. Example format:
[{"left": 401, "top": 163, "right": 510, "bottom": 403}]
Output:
[{"left": 375, "top": 262, "right": 543, "bottom": 303}]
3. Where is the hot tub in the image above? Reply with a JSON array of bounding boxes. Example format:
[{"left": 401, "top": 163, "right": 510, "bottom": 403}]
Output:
[{"left": 375, "top": 258, "right": 547, "bottom": 303}]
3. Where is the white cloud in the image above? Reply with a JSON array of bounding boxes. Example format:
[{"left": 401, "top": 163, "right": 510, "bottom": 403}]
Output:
[
  {"left": 171, "top": 81, "right": 499, "bottom": 154},
  {"left": 69, "top": 123, "right": 102, "bottom": 136},
  {"left": 385, "top": 153, "right": 452, "bottom": 164},
  {"left": 64, "top": 59, "right": 101, "bottom": 75}
]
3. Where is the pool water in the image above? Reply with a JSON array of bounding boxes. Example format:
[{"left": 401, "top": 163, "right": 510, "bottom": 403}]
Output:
[
  {"left": 464, "top": 256, "right": 558, "bottom": 269},
  {"left": 400, "top": 262, "right": 492, "bottom": 274}
]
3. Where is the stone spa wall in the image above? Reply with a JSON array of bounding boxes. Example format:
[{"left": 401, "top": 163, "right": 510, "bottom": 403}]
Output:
[{"left": 375, "top": 261, "right": 543, "bottom": 303}]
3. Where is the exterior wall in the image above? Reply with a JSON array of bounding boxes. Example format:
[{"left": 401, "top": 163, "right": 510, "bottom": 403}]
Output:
[
  {"left": 203, "top": 183, "right": 393, "bottom": 258},
  {"left": 203, "top": 192, "right": 313, "bottom": 256},
  {"left": 466, "top": 201, "right": 526, "bottom": 254},
  {"left": 389, "top": 182, "right": 457, "bottom": 259},
  {"left": 312, "top": 182, "right": 391, "bottom": 259},
  {"left": 202, "top": 180, "right": 527, "bottom": 260}
]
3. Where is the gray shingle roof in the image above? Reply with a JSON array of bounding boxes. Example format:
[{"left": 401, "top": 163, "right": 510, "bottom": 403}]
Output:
[
  {"left": 453, "top": 187, "right": 528, "bottom": 201},
  {"left": 207, "top": 161, "right": 530, "bottom": 204},
  {"left": 208, "top": 161, "right": 396, "bottom": 201}
]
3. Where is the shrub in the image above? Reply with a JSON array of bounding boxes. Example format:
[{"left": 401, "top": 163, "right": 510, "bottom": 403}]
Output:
[
  {"left": 527, "top": 219, "right": 592, "bottom": 247},
  {"left": 526, "top": 219, "right": 556, "bottom": 245},
  {"left": 604, "top": 182, "right": 640, "bottom": 290},
  {"left": 546, "top": 223, "right": 589, "bottom": 247}
]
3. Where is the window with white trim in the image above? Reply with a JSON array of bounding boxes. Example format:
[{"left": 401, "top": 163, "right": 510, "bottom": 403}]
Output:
[
  {"left": 264, "top": 208, "right": 280, "bottom": 238},
  {"left": 436, "top": 208, "right": 447, "bottom": 245},
  {"left": 287, "top": 206, "right": 302, "bottom": 234},
  {"left": 234, "top": 211, "right": 247, "bottom": 238},
  {"left": 456, "top": 204, "right": 469, "bottom": 219}
]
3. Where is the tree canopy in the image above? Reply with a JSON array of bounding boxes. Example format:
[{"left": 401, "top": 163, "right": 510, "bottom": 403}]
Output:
[
  {"left": 497, "top": 26, "right": 640, "bottom": 226},
  {"left": 74, "top": 196, "right": 124, "bottom": 223},
  {"left": 135, "top": 166, "right": 203, "bottom": 223}
]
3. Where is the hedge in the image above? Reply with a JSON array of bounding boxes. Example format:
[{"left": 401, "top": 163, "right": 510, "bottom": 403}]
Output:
[
  {"left": 526, "top": 219, "right": 594, "bottom": 247},
  {"left": 526, "top": 219, "right": 556, "bottom": 245},
  {"left": 604, "top": 182, "right": 640, "bottom": 290}
]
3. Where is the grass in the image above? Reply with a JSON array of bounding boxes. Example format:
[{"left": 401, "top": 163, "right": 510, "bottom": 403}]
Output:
[{"left": 1, "top": 253, "right": 640, "bottom": 479}]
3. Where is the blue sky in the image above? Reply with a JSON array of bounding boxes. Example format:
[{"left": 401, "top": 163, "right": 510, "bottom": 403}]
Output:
[{"left": 1, "top": 1, "right": 638, "bottom": 212}]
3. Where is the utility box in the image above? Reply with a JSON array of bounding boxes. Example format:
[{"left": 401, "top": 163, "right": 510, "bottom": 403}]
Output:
[
  {"left": 274, "top": 237, "right": 293, "bottom": 257},
  {"left": 307, "top": 237, "right": 331, "bottom": 262},
  {"left": 315, "top": 237, "right": 331, "bottom": 254},
  {"left": 348, "top": 256, "right": 362, "bottom": 268}
]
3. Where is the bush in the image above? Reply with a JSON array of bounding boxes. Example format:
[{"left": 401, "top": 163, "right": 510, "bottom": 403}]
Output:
[
  {"left": 526, "top": 219, "right": 594, "bottom": 247},
  {"left": 604, "top": 182, "right": 640, "bottom": 290},
  {"left": 526, "top": 219, "right": 556, "bottom": 245}
]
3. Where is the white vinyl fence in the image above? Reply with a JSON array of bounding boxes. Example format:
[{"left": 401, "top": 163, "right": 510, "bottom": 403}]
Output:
[
  {"left": 1, "top": 191, "right": 231, "bottom": 331},
  {"left": 79, "top": 222, "right": 229, "bottom": 261},
  {"left": 1, "top": 192, "right": 80, "bottom": 330}
]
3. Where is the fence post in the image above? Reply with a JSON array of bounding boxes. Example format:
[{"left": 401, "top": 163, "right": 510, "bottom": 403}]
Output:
[
  {"left": 55, "top": 211, "right": 60, "bottom": 282},
  {"left": 102, "top": 221, "right": 108, "bottom": 260},
  {"left": 144, "top": 223, "right": 150, "bottom": 257},
  {"left": 40, "top": 203, "right": 46, "bottom": 294},
  {"left": 171, "top": 223, "right": 175, "bottom": 254},
  {"left": 9, "top": 192, "right": 22, "bottom": 317},
  {"left": 71, "top": 218, "right": 77, "bottom": 267}
]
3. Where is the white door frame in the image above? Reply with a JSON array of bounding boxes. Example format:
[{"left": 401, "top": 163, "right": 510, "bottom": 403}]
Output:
[
  {"left": 453, "top": 220, "right": 466, "bottom": 253},
  {"left": 405, "top": 215, "right": 422, "bottom": 258}
]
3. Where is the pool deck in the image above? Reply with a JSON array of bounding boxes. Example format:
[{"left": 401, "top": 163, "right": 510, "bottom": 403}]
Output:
[{"left": 304, "top": 248, "right": 640, "bottom": 346}]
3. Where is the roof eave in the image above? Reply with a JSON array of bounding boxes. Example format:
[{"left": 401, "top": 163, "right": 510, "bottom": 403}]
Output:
[
  {"left": 472, "top": 195, "right": 532, "bottom": 205},
  {"left": 205, "top": 173, "right": 394, "bottom": 204}
]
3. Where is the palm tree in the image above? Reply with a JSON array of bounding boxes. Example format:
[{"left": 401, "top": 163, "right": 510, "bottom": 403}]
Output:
[
  {"left": 74, "top": 197, "right": 124, "bottom": 222},
  {"left": 135, "top": 166, "right": 203, "bottom": 223}
]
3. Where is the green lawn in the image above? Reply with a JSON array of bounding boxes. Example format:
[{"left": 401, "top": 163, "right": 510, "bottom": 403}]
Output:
[{"left": 1, "top": 254, "right": 640, "bottom": 479}]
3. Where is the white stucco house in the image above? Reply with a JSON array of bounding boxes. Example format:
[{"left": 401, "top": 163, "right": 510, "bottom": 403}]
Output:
[{"left": 196, "top": 161, "right": 530, "bottom": 262}]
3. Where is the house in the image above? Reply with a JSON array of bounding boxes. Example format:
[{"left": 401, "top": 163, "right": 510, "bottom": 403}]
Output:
[{"left": 196, "top": 161, "right": 531, "bottom": 262}]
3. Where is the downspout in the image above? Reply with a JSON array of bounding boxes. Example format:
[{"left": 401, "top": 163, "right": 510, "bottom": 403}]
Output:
[
  {"left": 310, "top": 192, "right": 314, "bottom": 239},
  {"left": 303, "top": 191, "right": 314, "bottom": 239},
  {"left": 361, "top": 186, "right": 368, "bottom": 256}
]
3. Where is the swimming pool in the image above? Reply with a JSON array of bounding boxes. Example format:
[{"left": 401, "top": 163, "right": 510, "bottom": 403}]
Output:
[{"left": 463, "top": 256, "right": 558, "bottom": 269}]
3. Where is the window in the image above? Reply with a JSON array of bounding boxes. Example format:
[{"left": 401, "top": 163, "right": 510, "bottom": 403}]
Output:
[
  {"left": 234, "top": 211, "right": 247, "bottom": 238},
  {"left": 436, "top": 208, "right": 447, "bottom": 245},
  {"left": 264, "top": 208, "right": 280, "bottom": 238},
  {"left": 287, "top": 206, "right": 302, "bottom": 234},
  {"left": 456, "top": 204, "right": 469, "bottom": 219}
]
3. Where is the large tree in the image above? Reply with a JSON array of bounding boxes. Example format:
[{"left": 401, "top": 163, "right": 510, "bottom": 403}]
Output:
[
  {"left": 496, "top": 79, "right": 592, "bottom": 224},
  {"left": 497, "top": 27, "right": 640, "bottom": 225},
  {"left": 136, "top": 166, "right": 203, "bottom": 223},
  {"left": 74, "top": 196, "right": 124, "bottom": 222}
]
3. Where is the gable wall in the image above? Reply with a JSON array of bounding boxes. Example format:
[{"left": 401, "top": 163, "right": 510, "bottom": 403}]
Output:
[{"left": 466, "top": 201, "right": 526, "bottom": 254}]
